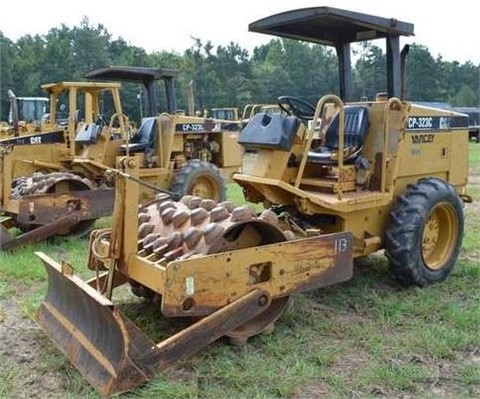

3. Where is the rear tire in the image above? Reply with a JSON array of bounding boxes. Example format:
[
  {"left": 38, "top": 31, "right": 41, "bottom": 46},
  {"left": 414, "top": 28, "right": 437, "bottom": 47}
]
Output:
[
  {"left": 385, "top": 178, "right": 464, "bottom": 286},
  {"left": 170, "top": 160, "right": 226, "bottom": 202}
]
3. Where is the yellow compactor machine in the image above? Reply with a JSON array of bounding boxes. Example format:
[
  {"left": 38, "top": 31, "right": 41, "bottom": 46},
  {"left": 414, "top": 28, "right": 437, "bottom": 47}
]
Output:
[
  {"left": 0, "top": 91, "right": 49, "bottom": 137},
  {"left": 0, "top": 81, "right": 129, "bottom": 249},
  {"left": 0, "top": 67, "right": 242, "bottom": 250},
  {"left": 36, "top": 6, "right": 471, "bottom": 396}
]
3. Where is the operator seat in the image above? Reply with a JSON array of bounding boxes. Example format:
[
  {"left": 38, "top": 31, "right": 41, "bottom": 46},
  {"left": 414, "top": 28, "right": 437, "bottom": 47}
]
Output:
[
  {"left": 307, "top": 106, "right": 369, "bottom": 164},
  {"left": 75, "top": 123, "right": 102, "bottom": 144},
  {"left": 120, "top": 117, "right": 157, "bottom": 153}
]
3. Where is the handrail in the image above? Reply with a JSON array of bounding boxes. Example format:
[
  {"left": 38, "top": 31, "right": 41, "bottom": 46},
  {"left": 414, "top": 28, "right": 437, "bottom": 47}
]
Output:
[
  {"left": 109, "top": 112, "right": 130, "bottom": 156},
  {"left": 381, "top": 97, "right": 404, "bottom": 193},
  {"left": 294, "top": 94, "right": 345, "bottom": 198}
]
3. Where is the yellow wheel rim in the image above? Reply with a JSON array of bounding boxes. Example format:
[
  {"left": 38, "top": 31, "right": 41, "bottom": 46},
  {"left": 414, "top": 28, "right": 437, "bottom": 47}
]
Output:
[
  {"left": 422, "top": 202, "right": 458, "bottom": 270},
  {"left": 190, "top": 176, "right": 219, "bottom": 200}
]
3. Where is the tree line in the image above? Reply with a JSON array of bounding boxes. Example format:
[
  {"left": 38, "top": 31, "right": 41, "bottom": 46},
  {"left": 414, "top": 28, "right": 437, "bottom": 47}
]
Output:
[{"left": 0, "top": 17, "right": 478, "bottom": 124}]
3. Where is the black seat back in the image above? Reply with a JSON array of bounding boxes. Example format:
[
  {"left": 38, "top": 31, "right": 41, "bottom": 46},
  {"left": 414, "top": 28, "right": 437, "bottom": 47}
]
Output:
[
  {"left": 119, "top": 117, "right": 157, "bottom": 154},
  {"left": 134, "top": 117, "right": 157, "bottom": 145},
  {"left": 307, "top": 106, "right": 369, "bottom": 164},
  {"left": 324, "top": 106, "right": 369, "bottom": 149}
]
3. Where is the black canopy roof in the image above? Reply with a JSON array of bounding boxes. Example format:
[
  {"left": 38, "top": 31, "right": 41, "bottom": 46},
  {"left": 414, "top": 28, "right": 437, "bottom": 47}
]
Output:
[
  {"left": 85, "top": 66, "right": 179, "bottom": 83},
  {"left": 85, "top": 66, "right": 179, "bottom": 116},
  {"left": 249, "top": 7, "right": 414, "bottom": 100},
  {"left": 249, "top": 6, "right": 414, "bottom": 46}
]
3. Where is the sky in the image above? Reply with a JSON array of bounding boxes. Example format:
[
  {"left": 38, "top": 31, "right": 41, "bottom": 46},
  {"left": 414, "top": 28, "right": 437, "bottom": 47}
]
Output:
[{"left": 1, "top": 0, "right": 479, "bottom": 65}]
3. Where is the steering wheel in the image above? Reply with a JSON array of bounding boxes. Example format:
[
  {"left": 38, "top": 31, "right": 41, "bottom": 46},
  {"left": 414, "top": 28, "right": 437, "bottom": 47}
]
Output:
[{"left": 277, "top": 96, "right": 316, "bottom": 120}]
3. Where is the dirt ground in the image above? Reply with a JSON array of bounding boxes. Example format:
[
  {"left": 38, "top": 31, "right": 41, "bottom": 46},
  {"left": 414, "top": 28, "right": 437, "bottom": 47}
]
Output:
[{"left": 0, "top": 295, "right": 69, "bottom": 398}]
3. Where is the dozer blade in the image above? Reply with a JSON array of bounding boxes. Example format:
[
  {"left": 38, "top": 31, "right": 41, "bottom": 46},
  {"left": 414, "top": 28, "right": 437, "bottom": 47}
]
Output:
[
  {"left": 0, "top": 223, "right": 15, "bottom": 249},
  {"left": 1, "top": 214, "right": 80, "bottom": 251},
  {"left": 36, "top": 252, "right": 153, "bottom": 396},
  {"left": 35, "top": 252, "right": 272, "bottom": 397}
]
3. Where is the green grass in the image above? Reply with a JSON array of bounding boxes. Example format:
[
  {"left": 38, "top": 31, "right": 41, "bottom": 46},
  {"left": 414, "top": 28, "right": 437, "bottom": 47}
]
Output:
[
  {"left": 0, "top": 145, "right": 479, "bottom": 398},
  {"left": 3, "top": 224, "right": 475, "bottom": 398},
  {"left": 226, "top": 183, "right": 245, "bottom": 205},
  {"left": 227, "top": 183, "right": 264, "bottom": 211},
  {"left": 469, "top": 142, "right": 480, "bottom": 168},
  {"left": 0, "top": 356, "right": 17, "bottom": 398}
]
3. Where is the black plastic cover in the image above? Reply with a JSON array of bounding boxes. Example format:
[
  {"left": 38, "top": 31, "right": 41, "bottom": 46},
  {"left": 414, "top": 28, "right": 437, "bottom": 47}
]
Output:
[{"left": 238, "top": 113, "right": 299, "bottom": 151}]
